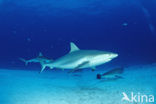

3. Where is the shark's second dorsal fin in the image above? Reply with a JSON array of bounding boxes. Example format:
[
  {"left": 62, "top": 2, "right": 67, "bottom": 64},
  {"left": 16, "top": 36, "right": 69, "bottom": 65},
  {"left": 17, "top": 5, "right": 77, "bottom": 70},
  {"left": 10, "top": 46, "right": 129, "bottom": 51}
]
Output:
[
  {"left": 70, "top": 42, "right": 80, "bottom": 53},
  {"left": 39, "top": 52, "right": 43, "bottom": 56}
]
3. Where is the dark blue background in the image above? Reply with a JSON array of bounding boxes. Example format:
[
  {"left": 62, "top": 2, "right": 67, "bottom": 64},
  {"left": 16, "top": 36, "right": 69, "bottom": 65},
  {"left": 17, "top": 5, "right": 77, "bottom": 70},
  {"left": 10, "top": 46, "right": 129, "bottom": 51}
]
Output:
[{"left": 0, "top": 0, "right": 156, "bottom": 70}]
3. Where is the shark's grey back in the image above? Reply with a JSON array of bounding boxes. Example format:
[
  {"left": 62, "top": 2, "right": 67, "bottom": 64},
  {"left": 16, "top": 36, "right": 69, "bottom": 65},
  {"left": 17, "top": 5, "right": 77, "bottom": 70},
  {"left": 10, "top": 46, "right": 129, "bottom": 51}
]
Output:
[{"left": 52, "top": 50, "right": 111, "bottom": 66}]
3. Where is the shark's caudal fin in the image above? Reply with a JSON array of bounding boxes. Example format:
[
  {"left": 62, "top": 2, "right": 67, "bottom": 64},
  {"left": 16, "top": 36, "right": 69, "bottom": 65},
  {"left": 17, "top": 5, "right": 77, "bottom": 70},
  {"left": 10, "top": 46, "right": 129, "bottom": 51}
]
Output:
[
  {"left": 69, "top": 42, "right": 80, "bottom": 53},
  {"left": 19, "top": 58, "right": 28, "bottom": 66}
]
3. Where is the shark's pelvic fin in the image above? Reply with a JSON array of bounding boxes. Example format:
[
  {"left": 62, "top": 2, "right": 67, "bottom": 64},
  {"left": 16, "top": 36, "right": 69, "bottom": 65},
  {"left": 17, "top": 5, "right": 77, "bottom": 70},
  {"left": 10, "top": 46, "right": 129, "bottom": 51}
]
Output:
[
  {"left": 70, "top": 42, "right": 80, "bottom": 53},
  {"left": 91, "top": 66, "right": 96, "bottom": 71},
  {"left": 49, "top": 66, "right": 54, "bottom": 69}
]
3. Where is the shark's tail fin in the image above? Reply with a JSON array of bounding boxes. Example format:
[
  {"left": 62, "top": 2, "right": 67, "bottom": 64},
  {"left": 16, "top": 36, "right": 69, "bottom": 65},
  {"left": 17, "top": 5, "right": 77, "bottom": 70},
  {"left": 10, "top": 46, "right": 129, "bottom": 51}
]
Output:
[
  {"left": 40, "top": 62, "right": 54, "bottom": 73},
  {"left": 19, "top": 58, "right": 28, "bottom": 66}
]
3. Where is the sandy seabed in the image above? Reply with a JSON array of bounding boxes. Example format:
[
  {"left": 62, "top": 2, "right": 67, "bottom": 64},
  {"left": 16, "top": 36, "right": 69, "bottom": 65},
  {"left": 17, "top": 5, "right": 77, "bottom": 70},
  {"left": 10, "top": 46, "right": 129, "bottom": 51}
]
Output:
[{"left": 0, "top": 64, "right": 155, "bottom": 104}]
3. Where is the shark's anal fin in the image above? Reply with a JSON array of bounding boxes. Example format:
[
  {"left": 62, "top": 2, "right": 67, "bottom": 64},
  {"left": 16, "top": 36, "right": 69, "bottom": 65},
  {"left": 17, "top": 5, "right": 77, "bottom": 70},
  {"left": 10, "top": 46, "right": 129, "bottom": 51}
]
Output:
[{"left": 68, "top": 61, "right": 89, "bottom": 73}]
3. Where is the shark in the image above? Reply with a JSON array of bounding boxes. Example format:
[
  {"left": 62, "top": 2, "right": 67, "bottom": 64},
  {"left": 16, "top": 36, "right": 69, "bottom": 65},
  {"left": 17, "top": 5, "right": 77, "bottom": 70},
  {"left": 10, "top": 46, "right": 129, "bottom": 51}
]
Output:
[
  {"left": 40, "top": 42, "right": 118, "bottom": 73},
  {"left": 20, "top": 53, "right": 53, "bottom": 70}
]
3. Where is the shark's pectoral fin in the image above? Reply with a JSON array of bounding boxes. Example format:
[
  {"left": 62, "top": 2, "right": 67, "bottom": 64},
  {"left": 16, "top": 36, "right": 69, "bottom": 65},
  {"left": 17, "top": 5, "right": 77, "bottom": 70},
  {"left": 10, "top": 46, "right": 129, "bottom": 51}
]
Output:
[
  {"left": 68, "top": 61, "right": 89, "bottom": 73},
  {"left": 74, "top": 61, "right": 89, "bottom": 70}
]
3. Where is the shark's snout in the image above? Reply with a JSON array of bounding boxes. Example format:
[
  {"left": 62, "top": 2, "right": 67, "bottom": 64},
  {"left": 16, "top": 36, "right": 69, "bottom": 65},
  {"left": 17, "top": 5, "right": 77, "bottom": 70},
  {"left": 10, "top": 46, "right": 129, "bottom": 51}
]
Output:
[
  {"left": 110, "top": 53, "right": 118, "bottom": 59},
  {"left": 114, "top": 53, "right": 118, "bottom": 57}
]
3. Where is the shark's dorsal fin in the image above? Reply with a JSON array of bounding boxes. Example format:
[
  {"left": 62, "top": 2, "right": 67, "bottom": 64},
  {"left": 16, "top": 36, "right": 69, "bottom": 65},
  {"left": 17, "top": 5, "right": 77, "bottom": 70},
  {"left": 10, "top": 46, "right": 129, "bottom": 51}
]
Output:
[
  {"left": 70, "top": 42, "right": 80, "bottom": 53},
  {"left": 39, "top": 52, "right": 43, "bottom": 56}
]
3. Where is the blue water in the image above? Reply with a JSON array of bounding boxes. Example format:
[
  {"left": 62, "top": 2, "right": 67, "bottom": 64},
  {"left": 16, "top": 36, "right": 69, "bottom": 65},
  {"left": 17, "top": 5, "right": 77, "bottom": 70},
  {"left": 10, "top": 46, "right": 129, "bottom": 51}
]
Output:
[
  {"left": 0, "top": 0, "right": 156, "bottom": 104},
  {"left": 0, "top": 0, "right": 156, "bottom": 69}
]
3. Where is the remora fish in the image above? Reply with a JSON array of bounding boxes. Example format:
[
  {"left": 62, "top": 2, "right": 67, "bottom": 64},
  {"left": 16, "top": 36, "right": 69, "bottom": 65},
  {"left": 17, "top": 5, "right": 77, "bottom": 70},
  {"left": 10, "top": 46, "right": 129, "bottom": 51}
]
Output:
[
  {"left": 41, "top": 42, "right": 118, "bottom": 73},
  {"left": 97, "top": 67, "right": 124, "bottom": 80}
]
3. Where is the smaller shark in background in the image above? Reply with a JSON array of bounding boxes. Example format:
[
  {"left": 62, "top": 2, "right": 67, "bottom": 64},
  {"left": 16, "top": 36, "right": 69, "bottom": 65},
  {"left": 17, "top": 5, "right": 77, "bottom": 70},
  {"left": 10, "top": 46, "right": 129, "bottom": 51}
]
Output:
[{"left": 19, "top": 53, "right": 53, "bottom": 71}]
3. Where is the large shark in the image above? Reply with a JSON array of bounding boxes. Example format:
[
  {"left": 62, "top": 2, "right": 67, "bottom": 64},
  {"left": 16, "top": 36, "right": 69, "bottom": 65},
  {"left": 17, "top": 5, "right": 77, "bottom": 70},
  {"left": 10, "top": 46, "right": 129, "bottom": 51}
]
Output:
[
  {"left": 20, "top": 53, "right": 53, "bottom": 69},
  {"left": 40, "top": 42, "right": 118, "bottom": 73}
]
